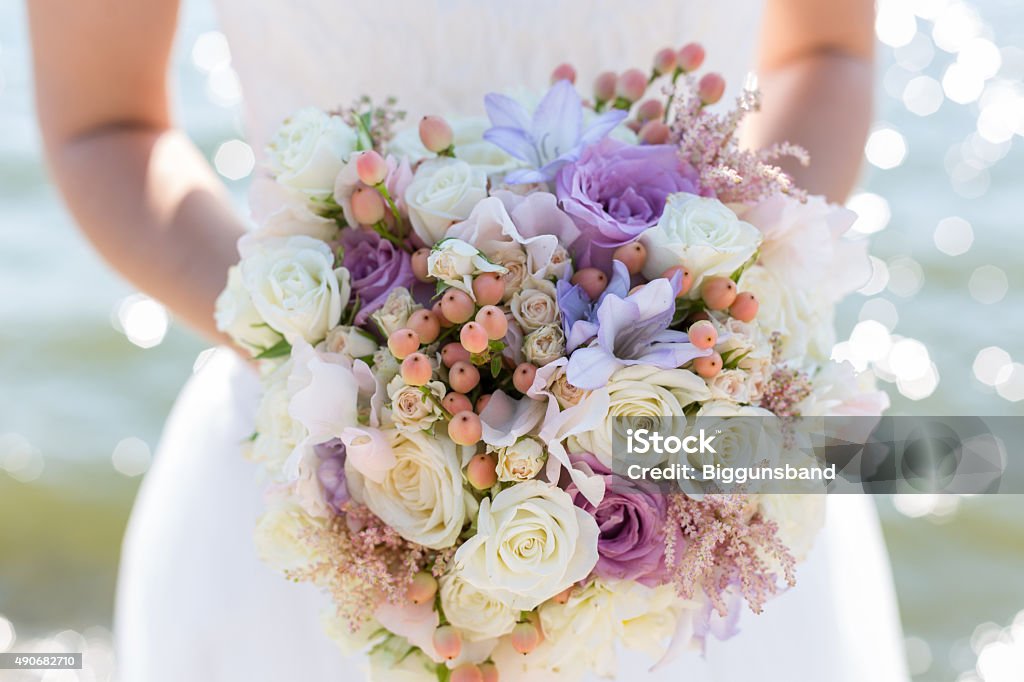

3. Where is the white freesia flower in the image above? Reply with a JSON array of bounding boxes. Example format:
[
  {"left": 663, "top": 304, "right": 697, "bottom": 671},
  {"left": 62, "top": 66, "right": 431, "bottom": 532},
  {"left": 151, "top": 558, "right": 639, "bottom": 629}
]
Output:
[
  {"left": 387, "top": 375, "right": 446, "bottom": 433},
  {"left": 511, "top": 278, "right": 559, "bottom": 331},
  {"left": 570, "top": 365, "right": 711, "bottom": 467},
  {"left": 346, "top": 430, "right": 473, "bottom": 549},
  {"left": 454, "top": 480, "right": 599, "bottom": 610},
  {"left": 266, "top": 107, "right": 359, "bottom": 197},
  {"left": 215, "top": 265, "right": 283, "bottom": 354},
  {"left": 253, "top": 496, "right": 326, "bottom": 573},
  {"left": 427, "top": 238, "right": 506, "bottom": 294},
  {"left": 320, "top": 325, "right": 378, "bottom": 360},
  {"left": 641, "top": 194, "right": 762, "bottom": 294},
  {"left": 522, "top": 324, "right": 565, "bottom": 367},
  {"left": 389, "top": 117, "right": 521, "bottom": 176},
  {"left": 495, "top": 437, "right": 547, "bottom": 482},
  {"left": 439, "top": 573, "right": 519, "bottom": 642},
  {"left": 405, "top": 158, "right": 487, "bottom": 244},
  {"left": 240, "top": 235, "right": 350, "bottom": 344},
  {"left": 370, "top": 288, "right": 420, "bottom": 337}
]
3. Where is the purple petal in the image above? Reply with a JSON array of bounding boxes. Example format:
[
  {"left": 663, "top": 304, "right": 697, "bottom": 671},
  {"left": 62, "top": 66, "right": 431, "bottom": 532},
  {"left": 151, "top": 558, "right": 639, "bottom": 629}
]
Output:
[
  {"left": 566, "top": 347, "right": 622, "bottom": 389},
  {"left": 628, "top": 278, "right": 677, "bottom": 325},
  {"left": 483, "top": 126, "right": 538, "bottom": 165},
  {"left": 633, "top": 342, "right": 710, "bottom": 369},
  {"left": 579, "top": 108, "right": 629, "bottom": 147},
  {"left": 484, "top": 92, "right": 532, "bottom": 131},
  {"left": 600, "top": 260, "right": 632, "bottom": 302},
  {"left": 594, "top": 292, "right": 636, "bottom": 353},
  {"left": 566, "top": 319, "right": 599, "bottom": 353},
  {"left": 532, "top": 80, "right": 584, "bottom": 162},
  {"left": 503, "top": 167, "right": 554, "bottom": 184}
]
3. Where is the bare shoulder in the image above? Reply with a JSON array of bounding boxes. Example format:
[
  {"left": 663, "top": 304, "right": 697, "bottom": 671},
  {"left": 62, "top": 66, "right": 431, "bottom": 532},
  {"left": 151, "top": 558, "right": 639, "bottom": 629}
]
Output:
[{"left": 758, "top": 0, "right": 874, "bottom": 70}]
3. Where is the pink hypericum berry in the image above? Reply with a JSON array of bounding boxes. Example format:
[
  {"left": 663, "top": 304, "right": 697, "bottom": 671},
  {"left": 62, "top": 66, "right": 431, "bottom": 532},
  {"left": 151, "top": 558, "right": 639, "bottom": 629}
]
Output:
[
  {"left": 513, "top": 363, "right": 538, "bottom": 394},
  {"left": 448, "top": 361, "right": 481, "bottom": 393},
  {"left": 616, "top": 68, "right": 647, "bottom": 103},
  {"left": 652, "top": 47, "right": 677, "bottom": 76},
  {"left": 688, "top": 320, "right": 718, "bottom": 350},
  {"left": 550, "top": 62, "right": 577, "bottom": 85},
  {"left": 405, "top": 571, "right": 438, "bottom": 605},
  {"left": 612, "top": 242, "right": 647, "bottom": 275},
  {"left": 432, "top": 625, "right": 462, "bottom": 660},
  {"left": 510, "top": 621, "right": 543, "bottom": 655},
  {"left": 698, "top": 73, "right": 726, "bottom": 105},
  {"left": 440, "top": 288, "right": 475, "bottom": 324},
  {"left": 441, "top": 342, "right": 471, "bottom": 368},
  {"left": 466, "top": 453, "right": 498, "bottom": 490},
  {"left": 472, "top": 272, "right": 505, "bottom": 306},
  {"left": 412, "top": 248, "right": 432, "bottom": 282},
  {"left": 350, "top": 187, "right": 385, "bottom": 225},
  {"left": 662, "top": 266, "right": 693, "bottom": 297},
  {"left": 593, "top": 71, "right": 618, "bottom": 103},
  {"left": 701, "top": 276, "right": 737, "bottom": 310},
  {"left": 460, "top": 321, "right": 489, "bottom": 354},
  {"left": 479, "top": 662, "right": 499, "bottom": 682},
  {"left": 693, "top": 352, "right": 723, "bottom": 379},
  {"left": 408, "top": 309, "right": 441, "bottom": 344},
  {"left": 551, "top": 587, "right": 573, "bottom": 604},
  {"left": 475, "top": 393, "right": 492, "bottom": 414},
  {"left": 354, "top": 150, "right": 388, "bottom": 186},
  {"left": 639, "top": 120, "right": 670, "bottom": 145},
  {"left": 677, "top": 42, "right": 706, "bottom": 72},
  {"left": 571, "top": 267, "right": 608, "bottom": 301},
  {"left": 442, "top": 392, "right": 474, "bottom": 415},
  {"left": 432, "top": 301, "right": 454, "bottom": 329},
  {"left": 387, "top": 328, "right": 420, "bottom": 359},
  {"left": 636, "top": 98, "right": 664, "bottom": 123},
  {"left": 448, "top": 410, "right": 482, "bottom": 446},
  {"left": 475, "top": 305, "right": 508, "bottom": 340},
  {"left": 729, "top": 291, "right": 759, "bottom": 322},
  {"left": 400, "top": 352, "right": 433, "bottom": 386},
  {"left": 450, "top": 663, "right": 484, "bottom": 682},
  {"left": 419, "top": 115, "right": 454, "bottom": 153}
]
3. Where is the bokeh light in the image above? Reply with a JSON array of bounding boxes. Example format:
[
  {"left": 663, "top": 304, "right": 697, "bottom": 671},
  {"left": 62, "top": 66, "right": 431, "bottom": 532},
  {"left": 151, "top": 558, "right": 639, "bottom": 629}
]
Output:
[
  {"left": 847, "top": 192, "right": 892, "bottom": 235},
  {"left": 115, "top": 294, "right": 169, "bottom": 348},
  {"left": 214, "top": 139, "right": 255, "bottom": 180},
  {"left": 967, "top": 265, "right": 1008, "bottom": 304},
  {"left": 0, "top": 614, "right": 14, "bottom": 652},
  {"left": 933, "top": 216, "right": 974, "bottom": 256},
  {"left": 111, "top": 437, "right": 153, "bottom": 477},
  {"left": 886, "top": 257, "right": 925, "bottom": 298},
  {"left": 865, "top": 125, "right": 909, "bottom": 169},
  {"left": 859, "top": 297, "right": 900, "bottom": 331},
  {"left": 972, "top": 347, "right": 1012, "bottom": 386},
  {"left": 995, "top": 364, "right": 1024, "bottom": 403},
  {"left": 902, "top": 75, "right": 944, "bottom": 116}
]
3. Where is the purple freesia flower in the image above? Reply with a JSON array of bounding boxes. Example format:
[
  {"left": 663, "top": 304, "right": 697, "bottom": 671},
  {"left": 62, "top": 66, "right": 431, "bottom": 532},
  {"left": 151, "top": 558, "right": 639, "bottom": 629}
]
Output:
[
  {"left": 340, "top": 229, "right": 414, "bottom": 325},
  {"left": 557, "top": 260, "right": 631, "bottom": 352},
  {"left": 315, "top": 438, "right": 349, "bottom": 513},
  {"left": 567, "top": 453, "right": 669, "bottom": 585},
  {"left": 557, "top": 138, "right": 699, "bottom": 268},
  {"left": 484, "top": 80, "right": 627, "bottom": 184},
  {"left": 565, "top": 276, "right": 709, "bottom": 389}
]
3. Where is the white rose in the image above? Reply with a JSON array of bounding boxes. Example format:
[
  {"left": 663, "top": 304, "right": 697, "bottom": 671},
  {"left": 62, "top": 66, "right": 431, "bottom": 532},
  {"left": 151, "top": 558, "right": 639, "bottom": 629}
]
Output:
[
  {"left": 240, "top": 235, "right": 350, "bottom": 343},
  {"left": 253, "top": 496, "right": 326, "bottom": 573},
  {"left": 439, "top": 573, "right": 519, "bottom": 642},
  {"left": 686, "top": 402, "right": 784, "bottom": 491},
  {"left": 266, "top": 107, "right": 359, "bottom": 197},
  {"left": 215, "top": 265, "right": 283, "bottom": 354},
  {"left": 641, "top": 194, "right": 763, "bottom": 295},
  {"left": 346, "top": 430, "right": 473, "bottom": 549},
  {"left": 404, "top": 158, "right": 487, "bottom": 244},
  {"left": 757, "top": 493, "right": 825, "bottom": 562},
  {"left": 427, "top": 238, "right": 505, "bottom": 294},
  {"left": 522, "top": 324, "right": 565, "bottom": 367},
  {"left": 387, "top": 375, "right": 446, "bottom": 432},
  {"left": 495, "top": 437, "right": 547, "bottom": 482},
  {"left": 320, "top": 325, "right": 379, "bottom": 360},
  {"left": 367, "top": 636, "right": 437, "bottom": 682},
  {"left": 544, "top": 245, "right": 572, "bottom": 280},
  {"left": 570, "top": 365, "right": 711, "bottom": 467},
  {"left": 496, "top": 248, "right": 529, "bottom": 301},
  {"left": 321, "top": 611, "right": 386, "bottom": 656},
  {"left": 389, "top": 117, "right": 521, "bottom": 177},
  {"left": 250, "top": 361, "right": 304, "bottom": 474},
  {"left": 707, "top": 368, "right": 753, "bottom": 404},
  {"left": 454, "top": 480, "right": 599, "bottom": 610},
  {"left": 511, "top": 278, "right": 559, "bottom": 331},
  {"left": 548, "top": 366, "right": 588, "bottom": 409},
  {"left": 370, "top": 287, "right": 421, "bottom": 337}
]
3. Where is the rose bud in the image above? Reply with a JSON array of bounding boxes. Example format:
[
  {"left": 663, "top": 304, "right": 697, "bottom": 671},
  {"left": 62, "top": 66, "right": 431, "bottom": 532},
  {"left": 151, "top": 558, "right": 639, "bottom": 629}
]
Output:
[
  {"left": 612, "top": 241, "right": 647, "bottom": 275},
  {"left": 412, "top": 248, "right": 432, "bottom": 282},
  {"left": 593, "top": 71, "right": 617, "bottom": 103},
  {"left": 460, "top": 321, "right": 489, "bottom": 354},
  {"left": 388, "top": 328, "right": 420, "bottom": 359},
  {"left": 701, "top": 276, "right": 737, "bottom": 310},
  {"left": 442, "top": 392, "right": 474, "bottom": 415},
  {"left": 355, "top": 150, "right": 388, "bottom": 186},
  {"left": 698, "top": 73, "right": 726, "bottom": 105},
  {"left": 419, "top": 115, "right": 454, "bottom": 153},
  {"left": 510, "top": 621, "right": 543, "bottom": 655},
  {"left": 408, "top": 309, "right": 441, "bottom": 344},
  {"left": 550, "top": 62, "right": 577, "bottom": 85},
  {"left": 400, "top": 352, "right": 433, "bottom": 386},
  {"left": 677, "top": 42, "right": 706, "bottom": 72},
  {"left": 638, "top": 120, "right": 670, "bottom": 145},
  {"left": 688, "top": 320, "right": 718, "bottom": 350},
  {"left": 350, "top": 187, "right": 385, "bottom": 225},
  {"left": 693, "top": 352, "right": 723, "bottom": 378},
  {"left": 570, "top": 267, "right": 608, "bottom": 301},
  {"left": 448, "top": 360, "right": 481, "bottom": 393},
  {"left": 440, "top": 288, "right": 475, "bottom": 324},
  {"left": 729, "top": 292, "right": 759, "bottom": 322},
  {"left": 475, "top": 305, "right": 508, "bottom": 340},
  {"left": 615, "top": 68, "right": 647, "bottom": 103},
  {"left": 472, "top": 272, "right": 505, "bottom": 306},
  {"left": 448, "top": 411, "right": 482, "bottom": 446},
  {"left": 652, "top": 47, "right": 677, "bottom": 76},
  {"left": 405, "top": 571, "right": 438, "bottom": 605},
  {"left": 466, "top": 453, "right": 498, "bottom": 490},
  {"left": 432, "top": 625, "right": 462, "bottom": 660},
  {"left": 513, "top": 363, "right": 538, "bottom": 394}
]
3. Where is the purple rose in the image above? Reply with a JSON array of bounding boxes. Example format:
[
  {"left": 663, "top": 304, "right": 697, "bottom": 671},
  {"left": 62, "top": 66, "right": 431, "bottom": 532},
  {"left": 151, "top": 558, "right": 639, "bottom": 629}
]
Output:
[
  {"left": 556, "top": 138, "right": 699, "bottom": 268},
  {"left": 315, "top": 438, "right": 349, "bottom": 513},
  {"left": 566, "top": 453, "right": 669, "bottom": 585},
  {"left": 341, "top": 229, "right": 415, "bottom": 325}
]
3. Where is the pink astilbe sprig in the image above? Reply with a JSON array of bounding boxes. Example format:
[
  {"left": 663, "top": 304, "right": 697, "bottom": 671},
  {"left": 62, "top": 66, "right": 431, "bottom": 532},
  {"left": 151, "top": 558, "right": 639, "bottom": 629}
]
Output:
[
  {"left": 285, "top": 502, "right": 429, "bottom": 631},
  {"left": 666, "top": 77, "right": 808, "bottom": 204},
  {"left": 331, "top": 95, "right": 407, "bottom": 150},
  {"left": 664, "top": 493, "right": 796, "bottom": 616},
  {"left": 759, "top": 332, "right": 814, "bottom": 418}
]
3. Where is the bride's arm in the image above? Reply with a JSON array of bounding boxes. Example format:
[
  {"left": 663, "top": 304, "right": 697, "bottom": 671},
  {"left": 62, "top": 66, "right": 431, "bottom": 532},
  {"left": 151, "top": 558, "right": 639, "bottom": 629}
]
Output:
[
  {"left": 744, "top": 0, "right": 875, "bottom": 202},
  {"left": 29, "top": 0, "right": 245, "bottom": 341}
]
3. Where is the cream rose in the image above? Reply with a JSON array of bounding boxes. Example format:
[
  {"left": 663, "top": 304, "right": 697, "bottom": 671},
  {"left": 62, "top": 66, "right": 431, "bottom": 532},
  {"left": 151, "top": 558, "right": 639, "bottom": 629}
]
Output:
[
  {"left": 641, "top": 193, "right": 762, "bottom": 294},
  {"left": 370, "top": 287, "right": 421, "bottom": 337},
  {"left": 266, "top": 107, "right": 359, "bottom": 197},
  {"left": 215, "top": 265, "right": 283, "bottom": 354},
  {"left": 346, "top": 430, "right": 473, "bottom": 549},
  {"left": 454, "top": 480, "right": 599, "bottom": 610},
  {"left": 522, "top": 324, "right": 565, "bottom": 367},
  {"left": 510, "top": 278, "right": 559, "bottom": 331},
  {"left": 497, "top": 248, "right": 529, "bottom": 301},
  {"left": 387, "top": 376, "right": 446, "bottom": 433},
  {"left": 320, "top": 325, "right": 378, "bottom": 360},
  {"left": 253, "top": 496, "right": 326, "bottom": 573},
  {"left": 570, "top": 365, "right": 711, "bottom": 467},
  {"left": 427, "top": 238, "right": 506, "bottom": 294},
  {"left": 240, "top": 235, "right": 350, "bottom": 343},
  {"left": 439, "top": 573, "right": 519, "bottom": 642},
  {"left": 495, "top": 437, "right": 547, "bottom": 482},
  {"left": 547, "top": 366, "right": 588, "bottom": 409},
  {"left": 249, "top": 361, "right": 304, "bottom": 474},
  {"left": 405, "top": 158, "right": 488, "bottom": 244},
  {"left": 707, "top": 368, "right": 754, "bottom": 404}
]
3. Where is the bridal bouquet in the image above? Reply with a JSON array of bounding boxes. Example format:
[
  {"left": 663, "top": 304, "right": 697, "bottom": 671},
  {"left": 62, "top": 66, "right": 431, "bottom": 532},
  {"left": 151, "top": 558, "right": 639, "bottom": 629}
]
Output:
[{"left": 216, "top": 43, "right": 887, "bottom": 682}]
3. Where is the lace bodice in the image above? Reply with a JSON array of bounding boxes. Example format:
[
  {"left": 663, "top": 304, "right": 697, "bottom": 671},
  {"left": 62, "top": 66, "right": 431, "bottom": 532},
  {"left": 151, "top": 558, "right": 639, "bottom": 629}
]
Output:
[{"left": 211, "top": 0, "right": 764, "bottom": 153}]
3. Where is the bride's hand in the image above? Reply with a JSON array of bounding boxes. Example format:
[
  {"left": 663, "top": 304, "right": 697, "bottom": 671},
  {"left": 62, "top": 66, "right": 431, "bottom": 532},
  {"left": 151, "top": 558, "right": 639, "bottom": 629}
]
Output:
[
  {"left": 744, "top": 0, "right": 875, "bottom": 203},
  {"left": 28, "top": 0, "right": 245, "bottom": 343}
]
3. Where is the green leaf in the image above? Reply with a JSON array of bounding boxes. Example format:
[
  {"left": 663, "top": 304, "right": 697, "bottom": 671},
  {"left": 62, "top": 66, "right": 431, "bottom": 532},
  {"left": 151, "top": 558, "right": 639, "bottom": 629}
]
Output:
[
  {"left": 254, "top": 337, "right": 292, "bottom": 360},
  {"left": 490, "top": 354, "right": 502, "bottom": 378}
]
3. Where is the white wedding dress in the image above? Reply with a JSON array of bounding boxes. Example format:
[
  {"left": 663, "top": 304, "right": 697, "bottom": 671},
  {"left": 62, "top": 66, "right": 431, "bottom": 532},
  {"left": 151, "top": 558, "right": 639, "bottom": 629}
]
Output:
[{"left": 115, "top": 1, "right": 911, "bottom": 680}]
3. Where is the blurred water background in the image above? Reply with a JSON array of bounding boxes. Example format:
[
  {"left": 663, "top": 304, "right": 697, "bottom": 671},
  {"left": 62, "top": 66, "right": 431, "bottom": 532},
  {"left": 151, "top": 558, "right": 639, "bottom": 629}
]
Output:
[{"left": 1, "top": 0, "right": 1023, "bottom": 680}]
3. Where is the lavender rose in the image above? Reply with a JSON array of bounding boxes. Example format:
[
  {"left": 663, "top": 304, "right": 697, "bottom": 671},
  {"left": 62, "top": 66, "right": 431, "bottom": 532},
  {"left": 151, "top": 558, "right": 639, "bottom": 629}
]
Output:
[
  {"left": 556, "top": 138, "right": 698, "bottom": 268},
  {"left": 340, "top": 229, "right": 415, "bottom": 325},
  {"left": 566, "top": 453, "right": 668, "bottom": 585},
  {"left": 315, "top": 438, "right": 349, "bottom": 513}
]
